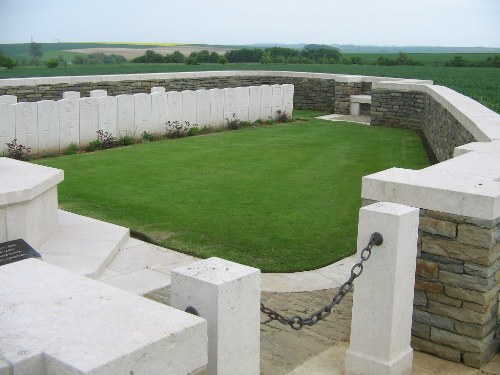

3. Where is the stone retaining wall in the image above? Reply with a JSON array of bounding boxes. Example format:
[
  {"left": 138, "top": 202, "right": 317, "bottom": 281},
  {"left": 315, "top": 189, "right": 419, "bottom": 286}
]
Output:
[
  {"left": 413, "top": 209, "right": 499, "bottom": 368},
  {"left": 0, "top": 76, "right": 336, "bottom": 112}
]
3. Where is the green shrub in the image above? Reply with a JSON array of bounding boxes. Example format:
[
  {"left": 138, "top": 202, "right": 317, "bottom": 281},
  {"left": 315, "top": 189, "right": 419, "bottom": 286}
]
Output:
[
  {"left": 187, "top": 126, "right": 199, "bottom": 136},
  {"left": 275, "top": 110, "right": 292, "bottom": 123},
  {"left": 119, "top": 133, "right": 136, "bottom": 146},
  {"left": 96, "top": 130, "right": 118, "bottom": 148},
  {"left": 85, "top": 139, "right": 101, "bottom": 152},
  {"left": 166, "top": 121, "right": 189, "bottom": 138},
  {"left": 266, "top": 119, "right": 275, "bottom": 125},
  {"left": 5, "top": 138, "right": 31, "bottom": 160},
  {"left": 225, "top": 114, "right": 243, "bottom": 130},
  {"left": 141, "top": 131, "right": 156, "bottom": 142},
  {"left": 64, "top": 142, "right": 79, "bottom": 155},
  {"left": 46, "top": 58, "right": 59, "bottom": 68},
  {"left": 254, "top": 119, "right": 263, "bottom": 125},
  {"left": 199, "top": 125, "right": 213, "bottom": 135}
]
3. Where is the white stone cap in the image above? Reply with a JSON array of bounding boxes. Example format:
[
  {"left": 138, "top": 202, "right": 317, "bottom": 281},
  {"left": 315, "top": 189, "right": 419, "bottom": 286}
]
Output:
[
  {"left": 0, "top": 158, "right": 63, "bottom": 207},
  {"left": 454, "top": 140, "right": 500, "bottom": 157},
  {"left": 0, "top": 259, "right": 207, "bottom": 374},
  {"left": 172, "top": 257, "right": 260, "bottom": 286},
  {"left": 362, "top": 167, "right": 500, "bottom": 220},
  {"left": 350, "top": 94, "right": 372, "bottom": 103}
]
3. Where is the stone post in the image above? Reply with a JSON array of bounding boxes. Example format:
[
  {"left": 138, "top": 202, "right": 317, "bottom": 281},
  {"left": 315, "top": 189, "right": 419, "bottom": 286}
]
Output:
[
  {"left": 62, "top": 91, "right": 80, "bottom": 100},
  {"left": 345, "top": 202, "right": 420, "bottom": 375},
  {"left": 171, "top": 257, "right": 261, "bottom": 375},
  {"left": 89, "top": 89, "right": 107, "bottom": 98}
]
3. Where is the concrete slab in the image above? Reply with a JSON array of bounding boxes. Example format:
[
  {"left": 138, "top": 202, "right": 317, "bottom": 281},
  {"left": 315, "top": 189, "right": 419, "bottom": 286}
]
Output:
[
  {"left": 0, "top": 259, "right": 207, "bottom": 375},
  {"left": 286, "top": 342, "right": 499, "bottom": 375},
  {"left": 103, "top": 267, "right": 172, "bottom": 295},
  {"left": 38, "top": 210, "right": 129, "bottom": 278},
  {"left": 316, "top": 114, "right": 371, "bottom": 125}
]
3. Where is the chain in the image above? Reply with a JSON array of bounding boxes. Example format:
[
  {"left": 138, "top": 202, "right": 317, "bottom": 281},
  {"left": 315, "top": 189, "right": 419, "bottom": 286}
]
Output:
[{"left": 260, "top": 232, "right": 383, "bottom": 330}]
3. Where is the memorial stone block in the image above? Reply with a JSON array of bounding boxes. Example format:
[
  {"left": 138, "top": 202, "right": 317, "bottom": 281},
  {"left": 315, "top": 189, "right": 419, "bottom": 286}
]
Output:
[
  {"left": 209, "top": 89, "right": 224, "bottom": 127},
  {"left": 181, "top": 90, "right": 197, "bottom": 126},
  {"left": 260, "top": 85, "right": 272, "bottom": 120},
  {"left": 248, "top": 86, "right": 262, "bottom": 123},
  {"left": 90, "top": 90, "right": 107, "bottom": 98},
  {"left": 272, "top": 85, "right": 284, "bottom": 119},
  {"left": 14, "top": 102, "right": 38, "bottom": 153},
  {"left": 196, "top": 90, "right": 211, "bottom": 127},
  {"left": 79, "top": 97, "right": 99, "bottom": 145},
  {"left": 283, "top": 84, "right": 294, "bottom": 116},
  {"left": 0, "top": 239, "right": 41, "bottom": 267},
  {"left": 59, "top": 99, "right": 80, "bottom": 148},
  {"left": 134, "top": 93, "right": 152, "bottom": 135},
  {"left": 0, "top": 95, "right": 17, "bottom": 105},
  {"left": 63, "top": 91, "right": 80, "bottom": 100},
  {"left": 235, "top": 87, "right": 250, "bottom": 122},
  {"left": 0, "top": 104, "right": 15, "bottom": 154},
  {"left": 151, "top": 92, "right": 167, "bottom": 134},
  {"left": 151, "top": 87, "right": 166, "bottom": 94},
  {"left": 98, "top": 96, "right": 118, "bottom": 135},
  {"left": 223, "top": 88, "right": 237, "bottom": 121},
  {"left": 116, "top": 94, "right": 135, "bottom": 136},
  {"left": 167, "top": 91, "right": 182, "bottom": 123},
  {"left": 38, "top": 100, "right": 60, "bottom": 152}
]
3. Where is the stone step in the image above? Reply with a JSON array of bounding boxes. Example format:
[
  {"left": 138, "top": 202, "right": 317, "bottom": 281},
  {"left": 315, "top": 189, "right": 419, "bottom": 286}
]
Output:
[{"left": 38, "top": 210, "right": 129, "bottom": 278}]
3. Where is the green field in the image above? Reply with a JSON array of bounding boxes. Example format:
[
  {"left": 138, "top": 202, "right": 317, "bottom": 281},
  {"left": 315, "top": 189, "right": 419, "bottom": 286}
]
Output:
[
  {"left": 1, "top": 62, "right": 498, "bottom": 113},
  {"left": 32, "top": 110, "right": 430, "bottom": 272}
]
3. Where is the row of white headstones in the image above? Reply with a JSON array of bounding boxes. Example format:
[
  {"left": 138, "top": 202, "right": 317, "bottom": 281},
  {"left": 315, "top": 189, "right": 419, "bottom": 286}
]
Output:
[{"left": 0, "top": 84, "right": 294, "bottom": 154}]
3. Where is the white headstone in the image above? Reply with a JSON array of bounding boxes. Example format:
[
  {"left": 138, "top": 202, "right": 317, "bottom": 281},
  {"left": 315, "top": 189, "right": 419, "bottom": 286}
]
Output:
[
  {"left": 116, "top": 94, "right": 135, "bottom": 137},
  {"left": 235, "top": 87, "right": 250, "bottom": 122},
  {"left": 79, "top": 97, "right": 99, "bottom": 145},
  {"left": 63, "top": 91, "right": 80, "bottom": 100},
  {"left": 151, "top": 86, "right": 166, "bottom": 94},
  {"left": 196, "top": 89, "right": 211, "bottom": 127},
  {"left": 166, "top": 91, "right": 182, "bottom": 124},
  {"left": 271, "top": 85, "right": 284, "bottom": 119},
  {"left": 0, "top": 95, "right": 17, "bottom": 105},
  {"left": 98, "top": 96, "right": 118, "bottom": 136},
  {"left": 209, "top": 88, "right": 224, "bottom": 127},
  {"left": 223, "top": 88, "right": 237, "bottom": 123},
  {"left": 260, "top": 85, "right": 272, "bottom": 120},
  {"left": 151, "top": 92, "right": 167, "bottom": 134},
  {"left": 282, "top": 84, "right": 294, "bottom": 116},
  {"left": 248, "top": 86, "right": 262, "bottom": 123},
  {"left": 134, "top": 93, "right": 152, "bottom": 135},
  {"left": 14, "top": 102, "right": 38, "bottom": 153},
  {"left": 181, "top": 90, "right": 197, "bottom": 126},
  {"left": 0, "top": 104, "right": 15, "bottom": 154},
  {"left": 90, "top": 89, "right": 107, "bottom": 98},
  {"left": 59, "top": 99, "right": 80, "bottom": 148},
  {"left": 37, "top": 100, "right": 60, "bottom": 152}
]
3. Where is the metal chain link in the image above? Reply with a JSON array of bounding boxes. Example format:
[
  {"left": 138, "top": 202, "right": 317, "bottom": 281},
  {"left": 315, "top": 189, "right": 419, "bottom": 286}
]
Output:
[{"left": 260, "top": 232, "right": 383, "bottom": 330}]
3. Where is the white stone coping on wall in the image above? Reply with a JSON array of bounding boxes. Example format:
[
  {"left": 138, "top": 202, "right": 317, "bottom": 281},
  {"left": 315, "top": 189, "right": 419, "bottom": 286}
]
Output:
[
  {"left": 454, "top": 140, "right": 500, "bottom": 157},
  {"left": 0, "top": 259, "right": 207, "bottom": 374},
  {"left": 0, "top": 157, "right": 63, "bottom": 207},
  {"left": 0, "top": 70, "right": 433, "bottom": 87},
  {"left": 372, "top": 81, "right": 500, "bottom": 142},
  {"left": 350, "top": 94, "right": 372, "bottom": 104}
]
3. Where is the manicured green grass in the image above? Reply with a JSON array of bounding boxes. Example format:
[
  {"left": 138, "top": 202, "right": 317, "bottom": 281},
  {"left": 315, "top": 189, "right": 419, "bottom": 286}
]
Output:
[{"left": 33, "top": 111, "right": 429, "bottom": 272}]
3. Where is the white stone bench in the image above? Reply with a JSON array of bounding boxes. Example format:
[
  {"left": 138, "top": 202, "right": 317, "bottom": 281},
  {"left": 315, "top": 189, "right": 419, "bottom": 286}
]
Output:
[{"left": 350, "top": 94, "right": 372, "bottom": 115}]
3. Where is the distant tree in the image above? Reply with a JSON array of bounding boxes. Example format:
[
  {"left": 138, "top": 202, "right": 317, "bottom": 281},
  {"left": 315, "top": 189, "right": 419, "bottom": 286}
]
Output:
[
  {"left": 218, "top": 55, "right": 228, "bottom": 65},
  {"left": 29, "top": 40, "right": 43, "bottom": 61},
  {"left": 445, "top": 56, "right": 470, "bottom": 67},
  {"left": 170, "top": 50, "right": 186, "bottom": 63},
  {"left": 46, "top": 58, "right": 59, "bottom": 68},
  {"left": 0, "top": 51, "right": 16, "bottom": 69},
  {"left": 260, "top": 50, "right": 272, "bottom": 66}
]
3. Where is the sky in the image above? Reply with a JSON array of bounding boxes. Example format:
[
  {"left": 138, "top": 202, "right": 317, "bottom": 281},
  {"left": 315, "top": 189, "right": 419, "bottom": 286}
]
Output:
[{"left": 0, "top": 0, "right": 499, "bottom": 47}]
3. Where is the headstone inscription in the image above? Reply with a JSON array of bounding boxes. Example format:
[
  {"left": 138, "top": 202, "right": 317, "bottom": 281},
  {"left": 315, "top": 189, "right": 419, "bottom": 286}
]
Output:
[{"left": 0, "top": 239, "right": 41, "bottom": 267}]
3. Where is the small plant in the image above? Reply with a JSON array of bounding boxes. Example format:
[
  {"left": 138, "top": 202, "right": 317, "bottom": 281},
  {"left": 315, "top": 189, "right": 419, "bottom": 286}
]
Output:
[
  {"left": 85, "top": 139, "right": 101, "bottom": 152},
  {"left": 64, "top": 142, "right": 79, "bottom": 155},
  {"left": 119, "top": 133, "right": 136, "bottom": 146},
  {"left": 187, "top": 126, "right": 199, "bottom": 137},
  {"left": 241, "top": 121, "right": 252, "bottom": 128},
  {"left": 5, "top": 139, "right": 31, "bottom": 160},
  {"left": 254, "top": 119, "right": 263, "bottom": 125},
  {"left": 96, "top": 130, "right": 118, "bottom": 149},
  {"left": 199, "top": 125, "right": 213, "bottom": 135},
  {"left": 225, "top": 114, "right": 243, "bottom": 130},
  {"left": 166, "top": 121, "right": 189, "bottom": 139},
  {"left": 275, "top": 110, "right": 292, "bottom": 123},
  {"left": 266, "top": 119, "right": 275, "bottom": 125},
  {"left": 141, "top": 131, "right": 156, "bottom": 142}
]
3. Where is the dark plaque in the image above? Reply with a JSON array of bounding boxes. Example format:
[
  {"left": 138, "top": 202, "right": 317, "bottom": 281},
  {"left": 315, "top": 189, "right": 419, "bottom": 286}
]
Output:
[{"left": 0, "top": 239, "right": 41, "bottom": 266}]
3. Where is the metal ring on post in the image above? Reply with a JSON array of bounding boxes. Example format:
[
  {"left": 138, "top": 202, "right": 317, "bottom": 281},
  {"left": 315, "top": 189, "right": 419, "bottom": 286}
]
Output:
[{"left": 370, "top": 232, "right": 383, "bottom": 246}]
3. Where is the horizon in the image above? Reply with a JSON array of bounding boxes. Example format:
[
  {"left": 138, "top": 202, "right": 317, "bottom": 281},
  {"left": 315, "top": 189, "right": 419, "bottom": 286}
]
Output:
[{"left": 1, "top": 0, "right": 499, "bottom": 48}]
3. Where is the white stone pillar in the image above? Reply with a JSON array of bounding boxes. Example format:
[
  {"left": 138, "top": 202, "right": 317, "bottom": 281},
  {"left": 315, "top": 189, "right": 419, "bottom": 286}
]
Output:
[
  {"left": 62, "top": 91, "right": 80, "bottom": 100},
  {"left": 345, "top": 202, "right": 419, "bottom": 375},
  {"left": 171, "top": 257, "right": 261, "bottom": 375},
  {"left": 89, "top": 89, "right": 107, "bottom": 98},
  {"left": 151, "top": 86, "right": 166, "bottom": 93}
]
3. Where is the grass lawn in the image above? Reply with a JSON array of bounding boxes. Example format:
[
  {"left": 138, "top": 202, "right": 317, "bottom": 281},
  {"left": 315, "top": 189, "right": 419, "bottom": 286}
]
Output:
[{"left": 33, "top": 110, "right": 430, "bottom": 272}]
